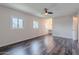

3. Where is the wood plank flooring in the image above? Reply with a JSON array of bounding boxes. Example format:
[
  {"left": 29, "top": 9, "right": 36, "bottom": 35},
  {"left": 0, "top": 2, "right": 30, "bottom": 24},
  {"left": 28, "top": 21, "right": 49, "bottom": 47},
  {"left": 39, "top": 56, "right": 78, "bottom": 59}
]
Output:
[{"left": 0, "top": 34, "right": 78, "bottom": 55}]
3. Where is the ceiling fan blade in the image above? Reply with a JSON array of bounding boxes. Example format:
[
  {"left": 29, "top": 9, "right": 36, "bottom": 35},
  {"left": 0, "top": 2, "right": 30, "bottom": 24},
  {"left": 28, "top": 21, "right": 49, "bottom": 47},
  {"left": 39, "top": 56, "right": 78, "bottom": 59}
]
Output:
[{"left": 48, "top": 12, "right": 53, "bottom": 14}]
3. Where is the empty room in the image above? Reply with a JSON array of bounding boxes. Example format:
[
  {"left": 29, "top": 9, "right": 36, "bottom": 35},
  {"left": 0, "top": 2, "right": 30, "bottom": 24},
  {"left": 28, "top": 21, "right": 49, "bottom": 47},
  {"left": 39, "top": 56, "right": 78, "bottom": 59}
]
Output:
[{"left": 0, "top": 3, "right": 79, "bottom": 55}]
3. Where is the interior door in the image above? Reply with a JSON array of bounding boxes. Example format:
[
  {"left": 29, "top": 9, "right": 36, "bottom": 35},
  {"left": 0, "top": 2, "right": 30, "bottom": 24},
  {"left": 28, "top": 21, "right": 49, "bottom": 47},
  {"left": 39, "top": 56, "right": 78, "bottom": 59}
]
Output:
[{"left": 73, "top": 16, "right": 78, "bottom": 41}]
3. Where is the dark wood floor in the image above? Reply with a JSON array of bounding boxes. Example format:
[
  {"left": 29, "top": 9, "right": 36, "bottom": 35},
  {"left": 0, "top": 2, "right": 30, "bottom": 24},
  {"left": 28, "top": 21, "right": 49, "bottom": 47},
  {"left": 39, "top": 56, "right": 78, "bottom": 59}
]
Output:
[{"left": 0, "top": 34, "right": 78, "bottom": 55}]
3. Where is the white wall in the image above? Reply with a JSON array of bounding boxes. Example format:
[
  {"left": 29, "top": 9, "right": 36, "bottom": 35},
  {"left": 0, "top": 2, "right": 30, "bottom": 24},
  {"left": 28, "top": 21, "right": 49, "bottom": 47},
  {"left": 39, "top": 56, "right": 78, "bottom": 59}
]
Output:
[
  {"left": 0, "top": 6, "right": 48, "bottom": 47},
  {"left": 53, "top": 16, "right": 73, "bottom": 39}
]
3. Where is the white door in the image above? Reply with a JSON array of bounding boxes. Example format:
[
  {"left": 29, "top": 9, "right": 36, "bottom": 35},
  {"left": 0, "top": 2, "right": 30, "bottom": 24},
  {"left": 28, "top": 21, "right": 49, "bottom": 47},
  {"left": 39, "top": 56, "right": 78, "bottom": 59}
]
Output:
[{"left": 73, "top": 16, "right": 78, "bottom": 41}]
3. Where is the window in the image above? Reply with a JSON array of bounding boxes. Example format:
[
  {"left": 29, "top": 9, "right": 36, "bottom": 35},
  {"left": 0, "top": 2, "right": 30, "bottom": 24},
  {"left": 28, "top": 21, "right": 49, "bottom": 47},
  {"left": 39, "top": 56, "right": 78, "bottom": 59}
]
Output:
[
  {"left": 33, "top": 20, "right": 39, "bottom": 29},
  {"left": 12, "top": 17, "right": 23, "bottom": 29},
  {"left": 12, "top": 17, "right": 18, "bottom": 29},
  {"left": 18, "top": 19, "right": 23, "bottom": 28}
]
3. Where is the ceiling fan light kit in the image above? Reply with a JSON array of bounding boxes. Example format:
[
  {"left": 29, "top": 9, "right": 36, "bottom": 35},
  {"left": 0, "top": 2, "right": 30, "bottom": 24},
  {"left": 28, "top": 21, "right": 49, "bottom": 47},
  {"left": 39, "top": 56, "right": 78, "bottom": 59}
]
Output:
[{"left": 45, "top": 12, "right": 48, "bottom": 15}]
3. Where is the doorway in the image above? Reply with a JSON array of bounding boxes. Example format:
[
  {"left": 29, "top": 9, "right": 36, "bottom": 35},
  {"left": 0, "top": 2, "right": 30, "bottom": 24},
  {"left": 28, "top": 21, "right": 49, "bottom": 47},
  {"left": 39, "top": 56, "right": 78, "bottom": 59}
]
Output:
[{"left": 73, "top": 16, "right": 79, "bottom": 54}]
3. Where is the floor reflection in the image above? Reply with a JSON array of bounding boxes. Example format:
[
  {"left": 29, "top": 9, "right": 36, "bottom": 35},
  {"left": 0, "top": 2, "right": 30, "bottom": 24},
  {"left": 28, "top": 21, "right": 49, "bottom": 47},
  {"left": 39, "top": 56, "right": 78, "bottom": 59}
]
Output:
[
  {"left": 30, "top": 41, "right": 42, "bottom": 55},
  {"left": 2, "top": 35, "right": 55, "bottom": 55},
  {"left": 5, "top": 46, "right": 26, "bottom": 55},
  {"left": 44, "top": 35, "right": 55, "bottom": 53},
  {"left": 0, "top": 34, "right": 76, "bottom": 55}
]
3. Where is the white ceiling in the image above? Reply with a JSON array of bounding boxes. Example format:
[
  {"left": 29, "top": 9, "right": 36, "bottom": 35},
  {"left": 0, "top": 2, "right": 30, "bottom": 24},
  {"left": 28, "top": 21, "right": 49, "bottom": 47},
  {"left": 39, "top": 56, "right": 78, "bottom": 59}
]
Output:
[{"left": 0, "top": 3, "right": 79, "bottom": 18}]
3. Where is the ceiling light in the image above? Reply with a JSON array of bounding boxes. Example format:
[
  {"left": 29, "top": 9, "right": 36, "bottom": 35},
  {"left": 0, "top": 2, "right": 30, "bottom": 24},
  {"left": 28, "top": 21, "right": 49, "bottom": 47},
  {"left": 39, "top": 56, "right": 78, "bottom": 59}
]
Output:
[{"left": 45, "top": 13, "right": 48, "bottom": 16}]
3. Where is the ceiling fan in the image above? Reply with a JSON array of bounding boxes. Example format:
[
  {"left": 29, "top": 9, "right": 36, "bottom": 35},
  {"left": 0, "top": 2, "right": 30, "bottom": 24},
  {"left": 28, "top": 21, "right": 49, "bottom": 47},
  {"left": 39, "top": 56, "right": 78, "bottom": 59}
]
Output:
[{"left": 44, "top": 8, "right": 53, "bottom": 16}]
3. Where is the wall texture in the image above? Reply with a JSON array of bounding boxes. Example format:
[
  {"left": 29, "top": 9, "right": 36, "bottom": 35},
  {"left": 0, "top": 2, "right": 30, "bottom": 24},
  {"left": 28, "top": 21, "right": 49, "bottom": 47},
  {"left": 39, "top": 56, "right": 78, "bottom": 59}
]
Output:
[
  {"left": 0, "top": 6, "right": 48, "bottom": 47},
  {"left": 53, "top": 16, "right": 73, "bottom": 39}
]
